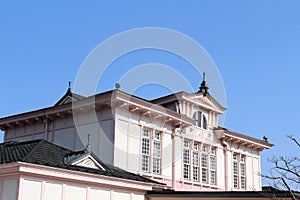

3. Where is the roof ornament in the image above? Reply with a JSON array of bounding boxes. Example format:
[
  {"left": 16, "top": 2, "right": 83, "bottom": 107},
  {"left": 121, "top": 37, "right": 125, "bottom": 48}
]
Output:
[
  {"left": 86, "top": 134, "right": 92, "bottom": 152},
  {"left": 263, "top": 135, "right": 269, "bottom": 142},
  {"left": 68, "top": 81, "right": 72, "bottom": 91},
  {"left": 115, "top": 83, "right": 121, "bottom": 91},
  {"left": 197, "top": 72, "right": 209, "bottom": 96}
]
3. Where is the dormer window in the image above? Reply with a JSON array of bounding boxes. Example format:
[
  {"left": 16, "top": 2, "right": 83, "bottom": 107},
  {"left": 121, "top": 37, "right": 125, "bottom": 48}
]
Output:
[{"left": 193, "top": 111, "right": 207, "bottom": 129}]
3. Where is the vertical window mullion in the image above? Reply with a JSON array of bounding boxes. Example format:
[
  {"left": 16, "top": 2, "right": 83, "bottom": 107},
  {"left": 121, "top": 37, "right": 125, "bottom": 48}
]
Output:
[{"left": 153, "top": 131, "right": 161, "bottom": 174}]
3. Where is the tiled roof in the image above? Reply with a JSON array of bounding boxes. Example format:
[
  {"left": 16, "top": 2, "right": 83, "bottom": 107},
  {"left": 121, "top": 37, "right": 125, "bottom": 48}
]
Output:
[{"left": 0, "top": 140, "right": 163, "bottom": 185}]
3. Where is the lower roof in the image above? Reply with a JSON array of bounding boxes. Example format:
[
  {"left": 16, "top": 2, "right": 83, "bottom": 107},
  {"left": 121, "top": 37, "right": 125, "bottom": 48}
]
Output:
[{"left": 0, "top": 139, "right": 164, "bottom": 186}]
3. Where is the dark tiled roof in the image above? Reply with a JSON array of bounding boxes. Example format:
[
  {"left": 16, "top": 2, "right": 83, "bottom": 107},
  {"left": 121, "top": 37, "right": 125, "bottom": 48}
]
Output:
[{"left": 0, "top": 140, "right": 163, "bottom": 185}]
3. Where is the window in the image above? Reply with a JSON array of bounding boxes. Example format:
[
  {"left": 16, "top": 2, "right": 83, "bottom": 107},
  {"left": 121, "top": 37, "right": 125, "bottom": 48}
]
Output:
[
  {"left": 141, "top": 129, "right": 150, "bottom": 172},
  {"left": 233, "top": 153, "right": 246, "bottom": 189},
  {"left": 183, "top": 140, "right": 216, "bottom": 184},
  {"left": 193, "top": 111, "right": 208, "bottom": 129},
  {"left": 183, "top": 140, "right": 190, "bottom": 180},
  {"left": 210, "top": 147, "right": 216, "bottom": 185},
  {"left": 201, "top": 145, "right": 208, "bottom": 183},
  {"left": 141, "top": 129, "right": 162, "bottom": 174},
  {"left": 192, "top": 143, "right": 199, "bottom": 181},
  {"left": 240, "top": 155, "right": 246, "bottom": 189}
]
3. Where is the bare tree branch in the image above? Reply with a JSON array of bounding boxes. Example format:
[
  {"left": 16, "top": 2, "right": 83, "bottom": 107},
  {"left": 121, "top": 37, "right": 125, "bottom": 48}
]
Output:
[
  {"left": 263, "top": 136, "right": 300, "bottom": 199},
  {"left": 287, "top": 135, "right": 300, "bottom": 147}
]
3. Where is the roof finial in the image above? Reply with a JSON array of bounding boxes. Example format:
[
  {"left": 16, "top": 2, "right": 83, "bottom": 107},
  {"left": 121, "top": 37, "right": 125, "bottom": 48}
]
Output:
[
  {"left": 86, "top": 134, "right": 92, "bottom": 152},
  {"left": 115, "top": 83, "right": 121, "bottom": 91},
  {"left": 197, "top": 72, "right": 209, "bottom": 96},
  {"left": 68, "top": 81, "right": 71, "bottom": 91}
]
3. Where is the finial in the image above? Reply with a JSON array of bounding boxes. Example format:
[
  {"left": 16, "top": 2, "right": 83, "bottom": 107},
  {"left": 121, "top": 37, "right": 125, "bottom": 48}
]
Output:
[
  {"left": 197, "top": 72, "right": 209, "bottom": 96},
  {"left": 263, "top": 135, "right": 268, "bottom": 142},
  {"left": 68, "top": 81, "right": 71, "bottom": 91},
  {"left": 115, "top": 83, "right": 121, "bottom": 90},
  {"left": 86, "top": 134, "right": 92, "bottom": 152}
]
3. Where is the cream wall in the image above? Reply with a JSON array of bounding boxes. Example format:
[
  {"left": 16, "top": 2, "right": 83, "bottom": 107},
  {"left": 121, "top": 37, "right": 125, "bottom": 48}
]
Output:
[
  {"left": 0, "top": 178, "right": 18, "bottom": 200},
  {"left": 18, "top": 178, "right": 146, "bottom": 200}
]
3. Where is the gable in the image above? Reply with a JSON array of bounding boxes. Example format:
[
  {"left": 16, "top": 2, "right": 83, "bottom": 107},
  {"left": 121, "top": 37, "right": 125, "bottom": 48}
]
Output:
[
  {"left": 185, "top": 93, "right": 226, "bottom": 114},
  {"left": 55, "top": 88, "right": 86, "bottom": 106},
  {"left": 69, "top": 154, "right": 106, "bottom": 170}
]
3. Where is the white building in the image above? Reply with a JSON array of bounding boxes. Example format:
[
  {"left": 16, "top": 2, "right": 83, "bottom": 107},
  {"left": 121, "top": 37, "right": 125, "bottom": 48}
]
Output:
[{"left": 0, "top": 76, "right": 273, "bottom": 192}]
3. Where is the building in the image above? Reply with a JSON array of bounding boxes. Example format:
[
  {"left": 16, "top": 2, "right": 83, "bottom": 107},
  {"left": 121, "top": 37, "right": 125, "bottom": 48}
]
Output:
[
  {"left": 0, "top": 76, "right": 273, "bottom": 192},
  {"left": 0, "top": 139, "right": 165, "bottom": 200}
]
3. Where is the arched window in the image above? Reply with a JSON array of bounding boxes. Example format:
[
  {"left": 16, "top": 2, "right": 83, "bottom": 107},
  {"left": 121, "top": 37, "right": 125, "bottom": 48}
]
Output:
[
  {"left": 193, "top": 111, "right": 202, "bottom": 127},
  {"left": 193, "top": 111, "right": 207, "bottom": 129},
  {"left": 203, "top": 116, "right": 207, "bottom": 129}
]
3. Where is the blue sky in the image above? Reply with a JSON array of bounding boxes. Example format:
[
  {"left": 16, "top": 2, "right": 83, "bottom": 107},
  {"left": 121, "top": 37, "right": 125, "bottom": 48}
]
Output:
[{"left": 1, "top": 1, "right": 300, "bottom": 186}]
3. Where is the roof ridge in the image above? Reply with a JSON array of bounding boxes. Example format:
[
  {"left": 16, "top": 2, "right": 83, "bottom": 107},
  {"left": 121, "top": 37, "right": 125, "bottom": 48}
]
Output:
[{"left": 20, "top": 140, "right": 45, "bottom": 162}]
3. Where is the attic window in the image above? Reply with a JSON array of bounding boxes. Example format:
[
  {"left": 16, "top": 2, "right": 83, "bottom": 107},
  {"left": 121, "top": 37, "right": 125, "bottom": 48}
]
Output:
[
  {"left": 66, "top": 154, "right": 106, "bottom": 170},
  {"left": 81, "top": 158, "right": 98, "bottom": 169}
]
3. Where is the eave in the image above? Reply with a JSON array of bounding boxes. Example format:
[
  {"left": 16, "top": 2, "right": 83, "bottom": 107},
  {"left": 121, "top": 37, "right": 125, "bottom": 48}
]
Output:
[
  {"left": 0, "top": 90, "right": 194, "bottom": 130},
  {"left": 214, "top": 127, "right": 274, "bottom": 151},
  {"left": 0, "top": 162, "right": 165, "bottom": 191}
]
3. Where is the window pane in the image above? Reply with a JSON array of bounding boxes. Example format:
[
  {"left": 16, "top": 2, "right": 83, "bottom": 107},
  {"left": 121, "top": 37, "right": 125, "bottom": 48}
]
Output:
[
  {"left": 183, "top": 149, "right": 190, "bottom": 164},
  {"left": 193, "top": 143, "right": 199, "bottom": 150},
  {"left": 210, "top": 171, "right": 216, "bottom": 185},
  {"left": 184, "top": 140, "right": 189, "bottom": 148},
  {"left": 234, "top": 175, "right": 238, "bottom": 188},
  {"left": 202, "top": 168, "right": 207, "bottom": 183},
  {"left": 141, "top": 155, "right": 149, "bottom": 172},
  {"left": 241, "top": 177, "right": 246, "bottom": 189},
  {"left": 143, "top": 129, "right": 149, "bottom": 137},
  {"left": 153, "top": 158, "right": 161, "bottom": 174},
  {"left": 201, "top": 153, "right": 207, "bottom": 168},
  {"left": 197, "top": 111, "right": 202, "bottom": 127},
  {"left": 210, "top": 156, "right": 216, "bottom": 170},
  {"left": 142, "top": 138, "right": 150, "bottom": 155},
  {"left": 184, "top": 164, "right": 189, "bottom": 180},
  {"left": 153, "top": 141, "right": 161, "bottom": 158},
  {"left": 233, "top": 161, "right": 238, "bottom": 175},
  {"left": 193, "top": 151, "right": 199, "bottom": 166},
  {"left": 193, "top": 166, "right": 199, "bottom": 181},
  {"left": 154, "top": 132, "right": 160, "bottom": 140},
  {"left": 203, "top": 116, "right": 207, "bottom": 129},
  {"left": 240, "top": 163, "right": 245, "bottom": 176}
]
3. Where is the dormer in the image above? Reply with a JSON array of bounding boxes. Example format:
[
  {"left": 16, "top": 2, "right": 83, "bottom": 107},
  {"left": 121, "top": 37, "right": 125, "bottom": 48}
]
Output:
[{"left": 65, "top": 149, "right": 109, "bottom": 171}]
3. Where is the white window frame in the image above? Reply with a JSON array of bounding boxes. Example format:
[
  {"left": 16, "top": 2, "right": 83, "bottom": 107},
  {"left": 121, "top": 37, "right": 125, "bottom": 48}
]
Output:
[
  {"left": 233, "top": 153, "right": 246, "bottom": 189},
  {"left": 141, "top": 128, "right": 162, "bottom": 174},
  {"left": 183, "top": 140, "right": 217, "bottom": 185}
]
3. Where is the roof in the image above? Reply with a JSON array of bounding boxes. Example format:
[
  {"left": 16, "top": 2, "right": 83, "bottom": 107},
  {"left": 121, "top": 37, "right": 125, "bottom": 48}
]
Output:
[
  {"left": 0, "top": 139, "right": 163, "bottom": 185},
  {"left": 54, "top": 88, "right": 86, "bottom": 106},
  {"left": 0, "top": 89, "right": 194, "bottom": 130},
  {"left": 214, "top": 126, "right": 274, "bottom": 150},
  {"left": 146, "top": 188, "right": 300, "bottom": 199}
]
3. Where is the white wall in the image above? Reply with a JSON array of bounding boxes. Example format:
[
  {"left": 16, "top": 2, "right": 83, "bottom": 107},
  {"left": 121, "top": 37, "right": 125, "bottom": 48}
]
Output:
[
  {"left": 19, "top": 178, "right": 146, "bottom": 200},
  {"left": 0, "top": 178, "right": 18, "bottom": 200}
]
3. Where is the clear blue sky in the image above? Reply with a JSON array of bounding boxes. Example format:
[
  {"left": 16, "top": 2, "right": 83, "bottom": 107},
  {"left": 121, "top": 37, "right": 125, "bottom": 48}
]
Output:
[{"left": 1, "top": 1, "right": 300, "bottom": 186}]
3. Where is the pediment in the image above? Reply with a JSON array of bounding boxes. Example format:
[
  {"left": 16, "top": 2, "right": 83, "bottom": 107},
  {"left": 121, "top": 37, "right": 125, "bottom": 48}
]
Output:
[
  {"left": 186, "top": 93, "right": 226, "bottom": 114},
  {"left": 65, "top": 152, "right": 106, "bottom": 170}
]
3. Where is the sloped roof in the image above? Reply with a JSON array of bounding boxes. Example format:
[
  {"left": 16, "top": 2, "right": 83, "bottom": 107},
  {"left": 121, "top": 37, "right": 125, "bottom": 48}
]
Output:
[{"left": 0, "top": 139, "right": 163, "bottom": 185}]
